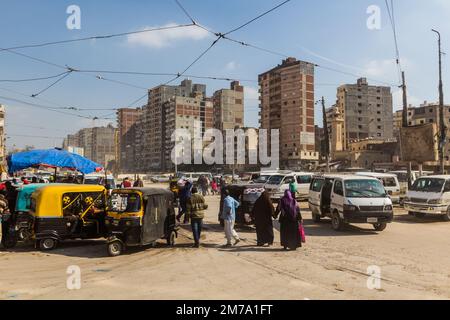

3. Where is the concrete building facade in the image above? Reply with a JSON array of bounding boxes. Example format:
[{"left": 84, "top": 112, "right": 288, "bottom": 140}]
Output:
[
  {"left": 258, "top": 57, "right": 318, "bottom": 170},
  {"left": 328, "top": 78, "right": 393, "bottom": 159},
  {"left": 117, "top": 107, "right": 143, "bottom": 173},
  {"left": 213, "top": 81, "right": 244, "bottom": 131},
  {"left": 63, "top": 124, "right": 117, "bottom": 168}
]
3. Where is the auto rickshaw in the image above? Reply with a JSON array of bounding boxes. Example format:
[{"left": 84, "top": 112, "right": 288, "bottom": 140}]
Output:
[
  {"left": 1, "top": 183, "right": 49, "bottom": 248},
  {"left": 105, "top": 188, "right": 178, "bottom": 257},
  {"left": 218, "top": 184, "right": 265, "bottom": 226},
  {"left": 29, "top": 184, "right": 108, "bottom": 251}
]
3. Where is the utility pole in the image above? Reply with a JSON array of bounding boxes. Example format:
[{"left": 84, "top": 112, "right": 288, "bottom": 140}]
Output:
[
  {"left": 400, "top": 71, "right": 413, "bottom": 187},
  {"left": 321, "top": 97, "right": 331, "bottom": 173},
  {"left": 432, "top": 29, "right": 446, "bottom": 174}
]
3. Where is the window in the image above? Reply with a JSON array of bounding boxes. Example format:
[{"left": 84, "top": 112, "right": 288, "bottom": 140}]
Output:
[
  {"left": 311, "top": 179, "right": 324, "bottom": 192},
  {"left": 297, "top": 175, "right": 312, "bottom": 184},
  {"left": 334, "top": 181, "right": 344, "bottom": 196}
]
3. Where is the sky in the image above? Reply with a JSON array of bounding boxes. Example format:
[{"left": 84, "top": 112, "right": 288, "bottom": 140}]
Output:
[{"left": 1, "top": 0, "right": 450, "bottom": 150}]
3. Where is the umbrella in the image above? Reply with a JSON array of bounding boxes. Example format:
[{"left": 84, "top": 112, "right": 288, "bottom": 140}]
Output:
[{"left": 7, "top": 148, "right": 103, "bottom": 175}]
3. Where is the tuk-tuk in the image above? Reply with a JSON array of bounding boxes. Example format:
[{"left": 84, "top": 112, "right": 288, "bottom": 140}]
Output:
[
  {"left": 105, "top": 188, "right": 178, "bottom": 257},
  {"left": 1, "top": 183, "right": 48, "bottom": 248},
  {"left": 30, "top": 184, "right": 108, "bottom": 251},
  {"left": 218, "top": 184, "right": 265, "bottom": 226}
]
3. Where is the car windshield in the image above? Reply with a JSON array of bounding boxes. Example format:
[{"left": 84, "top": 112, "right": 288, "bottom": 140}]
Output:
[
  {"left": 109, "top": 193, "right": 141, "bottom": 213},
  {"left": 84, "top": 177, "right": 101, "bottom": 185},
  {"left": 410, "top": 178, "right": 445, "bottom": 193},
  {"left": 344, "top": 179, "right": 386, "bottom": 198},
  {"left": 267, "top": 175, "right": 285, "bottom": 185},
  {"left": 253, "top": 175, "right": 271, "bottom": 183}
]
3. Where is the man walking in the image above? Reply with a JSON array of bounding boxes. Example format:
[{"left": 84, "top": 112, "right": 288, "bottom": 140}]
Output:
[
  {"left": 221, "top": 190, "right": 240, "bottom": 247},
  {"left": 186, "top": 187, "right": 208, "bottom": 248}
]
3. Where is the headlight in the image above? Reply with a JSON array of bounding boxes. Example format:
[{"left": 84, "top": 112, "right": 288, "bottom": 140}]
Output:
[
  {"left": 428, "top": 199, "right": 443, "bottom": 205},
  {"left": 126, "top": 221, "right": 132, "bottom": 226},
  {"left": 384, "top": 205, "right": 393, "bottom": 211},
  {"left": 105, "top": 220, "right": 110, "bottom": 225},
  {"left": 344, "top": 204, "right": 358, "bottom": 211}
]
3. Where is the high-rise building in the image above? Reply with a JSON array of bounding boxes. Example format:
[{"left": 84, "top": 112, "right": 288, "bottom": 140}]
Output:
[
  {"left": 117, "top": 107, "right": 143, "bottom": 173},
  {"left": 63, "top": 124, "right": 117, "bottom": 168},
  {"left": 330, "top": 78, "right": 393, "bottom": 157},
  {"left": 163, "top": 94, "right": 214, "bottom": 171},
  {"left": 213, "top": 81, "right": 244, "bottom": 131},
  {"left": 258, "top": 57, "right": 318, "bottom": 169},
  {"left": 143, "top": 79, "right": 207, "bottom": 172}
]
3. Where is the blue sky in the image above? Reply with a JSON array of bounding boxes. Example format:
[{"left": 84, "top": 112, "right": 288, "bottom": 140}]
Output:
[{"left": 1, "top": 0, "right": 450, "bottom": 149}]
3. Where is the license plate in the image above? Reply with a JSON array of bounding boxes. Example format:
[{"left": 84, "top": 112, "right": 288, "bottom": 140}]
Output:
[{"left": 367, "top": 218, "right": 378, "bottom": 223}]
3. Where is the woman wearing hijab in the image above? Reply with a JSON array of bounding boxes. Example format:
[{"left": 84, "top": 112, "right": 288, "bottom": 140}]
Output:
[
  {"left": 252, "top": 191, "right": 275, "bottom": 246},
  {"left": 274, "top": 190, "right": 303, "bottom": 251}
]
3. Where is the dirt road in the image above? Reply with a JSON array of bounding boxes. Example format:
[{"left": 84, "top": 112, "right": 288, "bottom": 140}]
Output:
[{"left": 1, "top": 187, "right": 450, "bottom": 300}]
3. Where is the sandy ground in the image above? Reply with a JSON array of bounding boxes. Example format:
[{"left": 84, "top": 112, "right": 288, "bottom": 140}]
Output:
[{"left": 1, "top": 183, "right": 450, "bottom": 300}]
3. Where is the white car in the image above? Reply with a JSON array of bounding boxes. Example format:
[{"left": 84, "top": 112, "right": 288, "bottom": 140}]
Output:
[
  {"left": 404, "top": 175, "right": 450, "bottom": 221},
  {"left": 309, "top": 174, "right": 394, "bottom": 231},
  {"left": 265, "top": 173, "right": 297, "bottom": 201}
]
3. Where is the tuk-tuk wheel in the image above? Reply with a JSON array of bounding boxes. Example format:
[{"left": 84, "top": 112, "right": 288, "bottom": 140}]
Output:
[
  {"left": 167, "top": 231, "right": 177, "bottom": 246},
  {"left": 39, "top": 238, "right": 57, "bottom": 251},
  {"left": 107, "top": 240, "right": 123, "bottom": 257}
]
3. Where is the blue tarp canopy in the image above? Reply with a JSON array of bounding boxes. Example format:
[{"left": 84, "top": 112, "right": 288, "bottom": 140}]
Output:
[{"left": 7, "top": 148, "right": 103, "bottom": 175}]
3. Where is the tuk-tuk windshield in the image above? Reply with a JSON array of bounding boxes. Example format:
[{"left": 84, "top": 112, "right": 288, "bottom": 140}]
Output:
[{"left": 109, "top": 192, "right": 141, "bottom": 213}]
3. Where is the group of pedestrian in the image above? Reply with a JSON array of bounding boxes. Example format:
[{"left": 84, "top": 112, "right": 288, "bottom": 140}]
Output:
[
  {"left": 121, "top": 176, "right": 144, "bottom": 188},
  {"left": 0, "top": 181, "right": 19, "bottom": 245},
  {"left": 179, "top": 177, "right": 304, "bottom": 251}
]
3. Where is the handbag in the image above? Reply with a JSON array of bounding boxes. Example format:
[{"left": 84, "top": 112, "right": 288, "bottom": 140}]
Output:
[{"left": 299, "top": 222, "right": 306, "bottom": 243}]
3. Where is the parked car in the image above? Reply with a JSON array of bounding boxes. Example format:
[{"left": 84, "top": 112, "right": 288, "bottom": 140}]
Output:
[
  {"left": 264, "top": 172, "right": 297, "bottom": 201},
  {"left": 309, "top": 174, "right": 394, "bottom": 232},
  {"left": 403, "top": 175, "right": 450, "bottom": 221},
  {"left": 293, "top": 172, "right": 314, "bottom": 200}
]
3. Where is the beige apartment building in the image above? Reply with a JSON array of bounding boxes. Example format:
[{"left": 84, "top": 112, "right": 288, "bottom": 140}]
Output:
[
  {"left": 258, "top": 57, "right": 318, "bottom": 169},
  {"left": 328, "top": 78, "right": 393, "bottom": 159},
  {"left": 63, "top": 124, "right": 117, "bottom": 168},
  {"left": 213, "top": 81, "right": 244, "bottom": 131}
]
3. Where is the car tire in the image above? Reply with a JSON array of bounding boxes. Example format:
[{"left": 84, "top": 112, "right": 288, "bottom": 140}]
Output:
[
  {"left": 107, "top": 240, "right": 123, "bottom": 257},
  {"left": 39, "top": 238, "right": 57, "bottom": 251},
  {"left": 167, "top": 231, "right": 177, "bottom": 246},
  {"left": 331, "top": 211, "right": 345, "bottom": 231},
  {"left": 443, "top": 207, "right": 450, "bottom": 222},
  {"left": 373, "top": 223, "right": 387, "bottom": 231}
]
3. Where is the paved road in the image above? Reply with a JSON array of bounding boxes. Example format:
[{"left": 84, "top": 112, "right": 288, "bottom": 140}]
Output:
[{"left": 1, "top": 186, "right": 449, "bottom": 300}]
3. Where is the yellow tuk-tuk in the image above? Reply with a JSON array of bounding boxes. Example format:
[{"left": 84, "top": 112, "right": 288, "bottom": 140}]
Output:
[
  {"left": 105, "top": 188, "right": 178, "bottom": 257},
  {"left": 30, "top": 184, "right": 108, "bottom": 251}
]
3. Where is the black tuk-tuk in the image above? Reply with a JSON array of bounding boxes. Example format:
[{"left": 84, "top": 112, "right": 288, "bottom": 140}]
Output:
[
  {"left": 105, "top": 188, "right": 178, "bottom": 256},
  {"left": 218, "top": 184, "right": 265, "bottom": 226}
]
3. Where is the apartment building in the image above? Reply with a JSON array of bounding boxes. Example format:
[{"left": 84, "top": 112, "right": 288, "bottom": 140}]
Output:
[
  {"left": 63, "top": 124, "right": 117, "bottom": 168},
  {"left": 258, "top": 57, "right": 318, "bottom": 169},
  {"left": 143, "top": 79, "right": 206, "bottom": 172},
  {"left": 328, "top": 78, "right": 393, "bottom": 158},
  {"left": 163, "top": 94, "right": 214, "bottom": 171},
  {"left": 117, "top": 107, "right": 143, "bottom": 173},
  {"left": 213, "top": 81, "right": 244, "bottom": 131}
]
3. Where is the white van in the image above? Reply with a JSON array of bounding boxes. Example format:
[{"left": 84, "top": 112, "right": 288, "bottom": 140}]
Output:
[
  {"left": 264, "top": 172, "right": 296, "bottom": 201},
  {"left": 404, "top": 175, "right": 450, "bottom": 221},
  {"left": 309, "top": 175, "right": 394, "bottom": 231},
  {"left": 293, "top": 172, "right": 314, "bottom": 200},
  {"left": 355, "top": 172, "right": 401, "bottom": 204}
]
